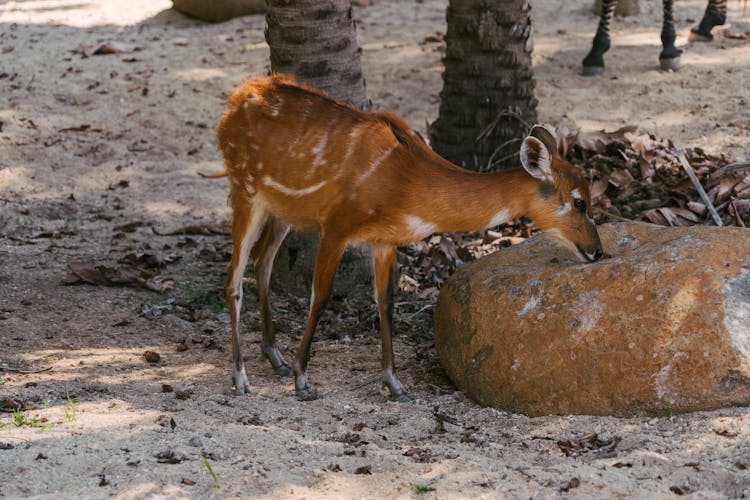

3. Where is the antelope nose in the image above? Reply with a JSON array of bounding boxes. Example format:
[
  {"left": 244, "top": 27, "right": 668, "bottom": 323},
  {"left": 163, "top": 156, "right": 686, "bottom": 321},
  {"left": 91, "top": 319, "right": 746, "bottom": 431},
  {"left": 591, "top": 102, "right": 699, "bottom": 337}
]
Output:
[{"left": 589, "top": 247, "right": 603, "bottom": 262}]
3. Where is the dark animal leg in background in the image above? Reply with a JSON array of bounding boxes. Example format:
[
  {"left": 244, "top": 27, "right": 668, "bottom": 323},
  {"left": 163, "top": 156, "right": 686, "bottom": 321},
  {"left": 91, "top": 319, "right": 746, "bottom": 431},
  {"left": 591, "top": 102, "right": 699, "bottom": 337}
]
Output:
[
  {"left": 691, "top": 0, "right": 728, "bottom": 41},
  {"left": 582, "top": 0, "right": 617, "bottom": 76},
  {"left": 660, "top": 0, "right": 681, "bottom": 70}
]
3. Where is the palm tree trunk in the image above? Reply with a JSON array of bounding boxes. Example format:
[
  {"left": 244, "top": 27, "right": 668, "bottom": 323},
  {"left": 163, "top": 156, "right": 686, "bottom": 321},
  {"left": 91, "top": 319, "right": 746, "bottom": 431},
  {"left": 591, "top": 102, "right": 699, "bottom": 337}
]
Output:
[
  {"left": 429, "top": 0, "right": 538, "bottom": 172},
  {"left": 266, "top": 0, "right": 370, "bottom": 110},
  {"left": 265, "top": 0, "right": 372, "bottom": 300}
]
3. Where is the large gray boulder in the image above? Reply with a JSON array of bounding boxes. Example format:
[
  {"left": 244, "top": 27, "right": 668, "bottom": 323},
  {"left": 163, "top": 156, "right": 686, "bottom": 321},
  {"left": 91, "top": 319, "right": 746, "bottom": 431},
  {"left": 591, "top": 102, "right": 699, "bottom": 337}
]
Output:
[{"left": 434, "top": 222, "right": 750, "bottom": 417}]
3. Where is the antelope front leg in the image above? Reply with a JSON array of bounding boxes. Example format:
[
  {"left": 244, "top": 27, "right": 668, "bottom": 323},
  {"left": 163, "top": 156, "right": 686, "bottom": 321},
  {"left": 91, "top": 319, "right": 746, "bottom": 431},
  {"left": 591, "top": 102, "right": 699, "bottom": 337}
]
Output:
[
  {"left": 372, "top": 244, "right": 413, "bottom": 402},
  {"left": 293, "top": 235, "right": 346, "bottom": 401}
]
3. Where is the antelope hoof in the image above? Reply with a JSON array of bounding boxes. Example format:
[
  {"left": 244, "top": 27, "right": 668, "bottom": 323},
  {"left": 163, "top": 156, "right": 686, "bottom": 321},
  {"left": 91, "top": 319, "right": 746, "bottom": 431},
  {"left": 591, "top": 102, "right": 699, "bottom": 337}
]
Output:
[
  {"left": 581, "top": 65, "right": 605, "bottom": 77},
  {"left": 263, "top": 345, "right": 292, "bottom": 377},
  {"left": 659, "top": 57, "right": 681, "bottom": 71},
  {"left": 390, "top": 392, "right": 415, "bottom": 403},
  {"left": 296, "top": 386, "right": 319, "bottom": 401},
  {"left": 295, "top": 372, "right": 318, "bottom": 400},
  {"left": 274, "top": 363, "right": 292, "bottom": 377},
  {"left": 232, "top": 371, "right": 252, "bottom": 395},
  {"left": 382, "top": 369, "right": 412, "bottom": 402}
]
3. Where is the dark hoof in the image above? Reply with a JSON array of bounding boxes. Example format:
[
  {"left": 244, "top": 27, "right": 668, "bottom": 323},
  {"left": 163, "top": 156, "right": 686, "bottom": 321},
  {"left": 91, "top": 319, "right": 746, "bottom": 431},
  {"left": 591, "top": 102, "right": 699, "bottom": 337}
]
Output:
[
  {"left": 232, "top": 380, "right": 252, "bottom": 396},
  {"left": 390, "top": 392, "right": 415, "bottom": 403},
  {"left": 232, "top": 368, "right": 252, "bottom": 395},
  {"left": 296, "top": 387, "right": 319, "bottom": 401},
  {"left": 274, "top": 363, "right": 292, "bottom": 377},
  {"left": 581, "top": 65, "right": 604, "bottom": 77},
  {"left": 659, "top": 57, "right": 681, "bottom": 71}
]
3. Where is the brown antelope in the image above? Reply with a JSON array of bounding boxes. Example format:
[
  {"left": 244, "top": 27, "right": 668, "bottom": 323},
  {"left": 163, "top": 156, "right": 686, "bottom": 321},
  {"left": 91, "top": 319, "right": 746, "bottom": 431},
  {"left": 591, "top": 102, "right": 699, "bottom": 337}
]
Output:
[{"left": 216, "top": 74, "right": 603, "bottom": 402}]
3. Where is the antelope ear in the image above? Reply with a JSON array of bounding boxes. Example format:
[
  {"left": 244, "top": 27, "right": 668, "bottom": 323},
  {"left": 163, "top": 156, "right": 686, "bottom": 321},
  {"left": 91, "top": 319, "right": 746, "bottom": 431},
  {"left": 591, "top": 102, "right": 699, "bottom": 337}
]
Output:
[
  {"left": 520, "top": 136, "right": 553, "bottom": 182},
  {"left": 529, "top": 124, "right": 564, "bottom": 158}
]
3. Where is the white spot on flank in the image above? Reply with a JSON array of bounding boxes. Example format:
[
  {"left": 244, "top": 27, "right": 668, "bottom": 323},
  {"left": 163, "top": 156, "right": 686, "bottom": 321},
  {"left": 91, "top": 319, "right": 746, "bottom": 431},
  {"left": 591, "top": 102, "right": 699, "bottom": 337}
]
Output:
[
  {"left": 262, "top": 176, "right": 326, "bottom": 197},
  {"left": 404, "top": 215, "right": 437, "bottom": 239},
  {"left": 257, "top": 162, "right": 263, "bottom": 171},
  {"left": 311, "top": 132, "right": 329, "bottom": 169},
  {"left": 488, "top": 208, "right": 510, "bottom": 228},
  {"left": 357, "top": 143, "right": 397, "bottom": 184},
  {"left": 555, "top": 202, "right": 572, "bottom": 216},
  {"left": 344, "top": 127, "right": 363, "bottom": 162}
]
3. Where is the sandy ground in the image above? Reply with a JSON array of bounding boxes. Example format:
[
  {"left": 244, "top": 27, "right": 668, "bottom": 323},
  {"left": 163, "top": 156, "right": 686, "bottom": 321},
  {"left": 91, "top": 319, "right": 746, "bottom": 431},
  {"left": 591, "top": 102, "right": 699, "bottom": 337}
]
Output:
[{"left": 1, "top": 0, "right": 750, "bottom": 498}]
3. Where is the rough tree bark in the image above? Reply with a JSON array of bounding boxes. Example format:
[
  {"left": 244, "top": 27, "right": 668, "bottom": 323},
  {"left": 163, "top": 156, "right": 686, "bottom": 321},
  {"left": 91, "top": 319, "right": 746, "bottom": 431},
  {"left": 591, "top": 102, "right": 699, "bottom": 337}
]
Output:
[
  {"left": 429, "top": 0, "right": 538, "bottom": 172},
  {"left": 264, "top": 0, "right": 373, "bottom": 300}
]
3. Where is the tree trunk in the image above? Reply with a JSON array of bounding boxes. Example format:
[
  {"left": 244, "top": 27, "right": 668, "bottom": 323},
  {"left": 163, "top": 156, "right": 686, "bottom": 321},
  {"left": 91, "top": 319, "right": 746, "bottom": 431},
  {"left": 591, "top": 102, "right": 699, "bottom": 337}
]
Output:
[
  {"left": 266, "top": 0, "right": 370, "bottom": 110},
  {"left": 429, "top": 0, "right": 538, "bottom": 172},
  {"left": 265, "top": 0, "right": 373, "bottom": 300}
]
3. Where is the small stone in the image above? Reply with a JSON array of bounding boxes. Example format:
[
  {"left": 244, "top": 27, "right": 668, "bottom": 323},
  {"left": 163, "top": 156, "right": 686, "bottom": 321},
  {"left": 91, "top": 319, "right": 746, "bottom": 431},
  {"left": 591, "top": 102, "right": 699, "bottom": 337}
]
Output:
[
  {"left": 175, "top": 389, "right": 193, "bottom": 400},
  {"left": 143, "top": 351, "right": 160, "bottom": 363}
]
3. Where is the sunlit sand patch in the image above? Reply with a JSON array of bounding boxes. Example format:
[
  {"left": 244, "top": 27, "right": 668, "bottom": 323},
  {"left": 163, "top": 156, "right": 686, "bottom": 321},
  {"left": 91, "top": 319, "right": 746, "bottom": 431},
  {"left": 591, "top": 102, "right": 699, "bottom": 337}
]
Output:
[
  {"left": 12, "top": 347, "right": 217, "bottom": 384},
  {"left": 142, "top": 200, "right": 192, "bottom": 219},
  {"left": 0, "top": 399, "right": 163, "bottom": 441},
  {"left": 0, "top": 166, "right": 31, "bottom": 192},
  {"left": 0, "top": 0, "right": 173, "bottom": 27},
  {"left": 173, "top": 68, "right": 228, "bottom": 83}
]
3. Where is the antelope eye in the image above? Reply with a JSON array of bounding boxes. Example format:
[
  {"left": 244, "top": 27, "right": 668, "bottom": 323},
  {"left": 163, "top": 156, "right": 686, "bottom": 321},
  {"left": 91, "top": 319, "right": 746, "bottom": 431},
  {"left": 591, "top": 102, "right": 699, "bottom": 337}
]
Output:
[{"left": 573, "top": 198, "right": 586, "bottom": 212}]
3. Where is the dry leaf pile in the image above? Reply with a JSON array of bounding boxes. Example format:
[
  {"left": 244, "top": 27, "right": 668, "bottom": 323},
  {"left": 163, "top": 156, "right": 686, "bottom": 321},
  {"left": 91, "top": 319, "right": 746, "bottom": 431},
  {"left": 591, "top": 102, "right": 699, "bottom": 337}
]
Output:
[{"left": 568, "top": 126, "right": 750, "bottom": 228}]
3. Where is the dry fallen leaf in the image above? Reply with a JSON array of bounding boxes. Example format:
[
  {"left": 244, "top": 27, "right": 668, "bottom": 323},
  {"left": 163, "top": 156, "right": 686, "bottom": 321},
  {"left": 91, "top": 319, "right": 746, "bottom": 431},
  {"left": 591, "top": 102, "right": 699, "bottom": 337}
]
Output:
[
  {"left": 557, "top": 432, "right": 621, "bottom": 457},
  {"left": 65, "top": 262, "right": 174, "bottom": 293},
  {"left": 79, "top": 41, "right": 139, "bottom": 57},
  {"left": 570, "top": 125, "right": 638, "bottom": 154}
]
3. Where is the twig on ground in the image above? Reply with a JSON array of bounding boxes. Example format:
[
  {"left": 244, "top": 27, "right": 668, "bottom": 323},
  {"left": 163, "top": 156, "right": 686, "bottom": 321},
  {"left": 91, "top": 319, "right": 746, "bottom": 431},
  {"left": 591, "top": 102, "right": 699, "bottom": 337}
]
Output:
[
  {"left": 409, "top": 304, "right": 435, "bottom": 320},
  {"left": 711, "top": 161, "right": 750, "bottom": 178},
  {"left": 675, "top": 150, "right": 723, "bottom": 226},
  {"left": 594, "top": 209, "right": 657, "bottom": 225},
  {"left": 730, "top": 199, "right": 746, "bottom": 228},
  {"left": 348, "top": 375, "right": 381, "bottom": 391},
  {"left": 595, "top": 209, "right": 634, "bottom": 223},
  {"left": 0, "top": 364, "right": 52, "bottom": 374}
]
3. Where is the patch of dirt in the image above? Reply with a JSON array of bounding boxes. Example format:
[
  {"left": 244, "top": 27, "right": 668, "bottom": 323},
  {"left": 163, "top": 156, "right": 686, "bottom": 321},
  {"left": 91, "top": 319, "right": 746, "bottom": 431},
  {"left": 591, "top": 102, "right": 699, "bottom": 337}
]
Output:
[{"left": 1, "top": 0, "right": 749, "bottom": 497}]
